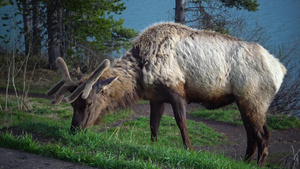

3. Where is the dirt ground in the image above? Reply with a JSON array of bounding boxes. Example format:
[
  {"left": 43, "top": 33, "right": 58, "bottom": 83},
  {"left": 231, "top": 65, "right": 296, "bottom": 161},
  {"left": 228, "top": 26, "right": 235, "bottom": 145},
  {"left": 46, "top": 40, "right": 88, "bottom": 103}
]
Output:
[
  {"left": 132, "top": 103, "right": 300, "bottom": 167},
  {"left": 0, "top": 147, "right": 97, "bottom": 169},
  {"left": 0, "top": 97, "right": 300, "bottom": 168}
]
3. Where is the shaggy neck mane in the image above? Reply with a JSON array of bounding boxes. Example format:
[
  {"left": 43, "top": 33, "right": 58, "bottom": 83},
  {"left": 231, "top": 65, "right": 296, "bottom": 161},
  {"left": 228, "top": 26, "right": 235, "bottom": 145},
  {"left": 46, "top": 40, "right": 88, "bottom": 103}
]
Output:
[{"left": 98, "top": 49, "right": 143, "bottom": 114}]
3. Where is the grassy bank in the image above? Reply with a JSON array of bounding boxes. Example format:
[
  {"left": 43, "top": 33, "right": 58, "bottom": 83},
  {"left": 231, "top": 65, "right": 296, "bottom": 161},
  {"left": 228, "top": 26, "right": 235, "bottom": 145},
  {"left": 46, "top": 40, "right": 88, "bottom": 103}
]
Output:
[
  {"left": 0, "top": 95, "right": 260, "bottom": 169},
  {"left": 191, "top": 106, "right": 300, "bottom": 130}
]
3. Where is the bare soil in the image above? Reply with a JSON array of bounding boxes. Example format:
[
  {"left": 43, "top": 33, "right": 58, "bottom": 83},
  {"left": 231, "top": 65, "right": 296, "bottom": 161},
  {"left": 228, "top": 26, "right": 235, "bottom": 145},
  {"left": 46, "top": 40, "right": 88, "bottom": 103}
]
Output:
[
  {"left": 0, "top": 91, "right": 299, "bottom": 168},
  {"left": 0, "top": 147, "right": 97, "bottom": 169},
  {"left": 131, "top": 103, "right": 300, "bottom": 167}
]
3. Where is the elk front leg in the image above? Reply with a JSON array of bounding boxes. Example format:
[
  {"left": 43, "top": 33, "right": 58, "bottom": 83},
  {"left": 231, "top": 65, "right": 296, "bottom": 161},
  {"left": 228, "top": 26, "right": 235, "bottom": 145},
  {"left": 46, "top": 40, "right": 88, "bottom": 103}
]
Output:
[
  {"left": 150, "top": 101, "right": 165, "bottom": 142},
  {"left": 170, "top": 96, "right": 193, "bottom": 150}
]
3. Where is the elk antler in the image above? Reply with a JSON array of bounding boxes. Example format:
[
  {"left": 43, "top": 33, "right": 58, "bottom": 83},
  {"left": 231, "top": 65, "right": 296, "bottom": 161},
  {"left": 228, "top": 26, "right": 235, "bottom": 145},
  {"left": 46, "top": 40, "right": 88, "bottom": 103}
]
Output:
[
  {"left": 63, "top": 59, "right": 110, "bottom": 103},
  {"left": 46, "top": 57, "right": 76, "bottom": 105}
]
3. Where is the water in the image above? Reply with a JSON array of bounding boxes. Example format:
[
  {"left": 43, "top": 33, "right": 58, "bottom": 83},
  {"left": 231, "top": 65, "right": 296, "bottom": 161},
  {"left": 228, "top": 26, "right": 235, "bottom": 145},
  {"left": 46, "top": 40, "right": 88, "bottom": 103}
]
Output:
[
  {"left": 116, "top": 0, "right": 174, "bottom": 31},
  {"left": 117, "top": 0, "right": 300, "bottom": 56},
  {"left": 243, "top": 0, "right": 300, "bottom": 47},
  {"left": 1, "top": 0, "right": 299, "bottom": 54}
]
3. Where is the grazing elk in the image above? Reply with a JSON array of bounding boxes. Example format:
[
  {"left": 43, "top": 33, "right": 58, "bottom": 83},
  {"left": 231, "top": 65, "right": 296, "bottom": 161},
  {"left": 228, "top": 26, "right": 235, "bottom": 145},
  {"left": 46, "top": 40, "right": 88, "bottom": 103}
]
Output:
[{"left": 47, "top": 22, "right": 286, "bottom": 166}]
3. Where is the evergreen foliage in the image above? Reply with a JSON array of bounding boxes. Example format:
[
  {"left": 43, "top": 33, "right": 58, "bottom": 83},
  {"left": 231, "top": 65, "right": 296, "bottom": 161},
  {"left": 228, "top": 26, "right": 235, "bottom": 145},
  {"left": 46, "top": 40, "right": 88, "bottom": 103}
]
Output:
[{"left": 0, "top": 0, "right": 137, "bottom": 69}]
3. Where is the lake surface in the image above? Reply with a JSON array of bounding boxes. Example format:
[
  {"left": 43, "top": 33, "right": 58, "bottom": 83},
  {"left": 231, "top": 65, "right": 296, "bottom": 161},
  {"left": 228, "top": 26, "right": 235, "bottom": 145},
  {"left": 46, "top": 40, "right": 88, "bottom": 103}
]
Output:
[
  {"left": 117, "top": 0, "right": 300, "bottom": 59},
  {"left": 1, "top": 0, "right": 299, "bottom": 55}
]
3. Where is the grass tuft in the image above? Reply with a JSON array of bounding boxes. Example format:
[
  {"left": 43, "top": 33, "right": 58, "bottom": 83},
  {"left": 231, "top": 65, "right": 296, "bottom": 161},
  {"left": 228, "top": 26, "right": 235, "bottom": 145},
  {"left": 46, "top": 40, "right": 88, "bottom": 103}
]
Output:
[
  {"left": 191, "top": 106, "right": 300, "bottom": 130},
  {"left": 191, "top": 107, "right": 243, "bottom": 125},
  {"left": 267, "top": 115, "right": 300, "bottom": 130}
]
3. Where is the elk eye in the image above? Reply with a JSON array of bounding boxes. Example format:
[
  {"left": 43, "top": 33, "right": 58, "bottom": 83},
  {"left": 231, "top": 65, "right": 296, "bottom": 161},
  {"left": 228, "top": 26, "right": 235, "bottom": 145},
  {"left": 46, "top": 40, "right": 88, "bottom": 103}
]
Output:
[
  {"left": 86, "top": 100, "right": 93, "bottom": 107},
  {"left": 96, "top": 88, "right": 103, "bottom": 94}
]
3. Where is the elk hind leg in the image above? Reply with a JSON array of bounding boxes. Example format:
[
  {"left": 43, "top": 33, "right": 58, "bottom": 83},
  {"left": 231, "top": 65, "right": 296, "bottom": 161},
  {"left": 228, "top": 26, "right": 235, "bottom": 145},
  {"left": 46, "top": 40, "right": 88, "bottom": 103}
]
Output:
[
  {"left": 244, "top": 126, "right": 258, "bottom": 163},
  {"left": 238, "top": 101, "right": 269, "bottom": 165},
  {"left": 257, "top": 123, "right": 270, "bottom": 166},
  {"left": 240, "top": 113, "right": 257, "bottom": 163}
]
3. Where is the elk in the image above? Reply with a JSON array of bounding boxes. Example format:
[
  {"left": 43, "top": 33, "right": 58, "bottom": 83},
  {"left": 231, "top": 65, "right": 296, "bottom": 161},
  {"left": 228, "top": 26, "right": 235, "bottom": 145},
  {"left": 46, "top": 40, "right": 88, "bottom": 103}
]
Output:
[{"left": 47, "top": 22, "right": 286, "bottom": 166}]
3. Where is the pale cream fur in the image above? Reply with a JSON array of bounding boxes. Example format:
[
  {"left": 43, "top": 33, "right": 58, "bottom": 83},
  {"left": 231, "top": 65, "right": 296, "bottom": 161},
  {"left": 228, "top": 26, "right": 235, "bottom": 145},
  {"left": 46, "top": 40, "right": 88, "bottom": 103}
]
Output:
[{"left": 133, "top": 22, "right": 286, "bottom": 108}]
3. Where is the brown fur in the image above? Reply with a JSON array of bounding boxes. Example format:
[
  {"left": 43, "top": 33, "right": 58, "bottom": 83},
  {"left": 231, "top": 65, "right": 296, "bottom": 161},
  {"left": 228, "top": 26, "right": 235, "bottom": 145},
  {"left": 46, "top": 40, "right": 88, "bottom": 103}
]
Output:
[{"left": 86, "top": 51, "right": 142, "bottom": 114}]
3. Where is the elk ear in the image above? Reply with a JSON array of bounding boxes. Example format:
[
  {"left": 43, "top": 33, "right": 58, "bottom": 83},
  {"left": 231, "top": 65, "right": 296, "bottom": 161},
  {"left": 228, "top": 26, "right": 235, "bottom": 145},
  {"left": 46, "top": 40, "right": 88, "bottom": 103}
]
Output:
[
  {"left": 102, "top": 76, "right": 119, "bottom": 91},
  {"left": 94, "top": 76, "right": 119, "bottom": 93}
]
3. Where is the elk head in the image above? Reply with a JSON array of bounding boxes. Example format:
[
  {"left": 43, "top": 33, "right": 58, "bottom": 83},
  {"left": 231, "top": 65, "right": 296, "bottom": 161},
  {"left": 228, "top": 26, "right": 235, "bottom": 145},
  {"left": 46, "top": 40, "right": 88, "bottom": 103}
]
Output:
[{"left": 47, "top": 57, "right": 118, "bottom": 131}]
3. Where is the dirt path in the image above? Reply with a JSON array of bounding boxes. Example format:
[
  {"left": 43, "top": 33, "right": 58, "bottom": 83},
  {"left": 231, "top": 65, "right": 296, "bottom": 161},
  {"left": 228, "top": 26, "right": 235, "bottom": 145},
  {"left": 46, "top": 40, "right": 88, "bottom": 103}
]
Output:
[
  {"left": 1, "top": 99, "right": 299, "bottom": 168},
  {"left": 0, "top": 147, "right": 97, "bottom": 169},
  {"left": 130, "top": 103, "right": 300, "bottom": 167}
]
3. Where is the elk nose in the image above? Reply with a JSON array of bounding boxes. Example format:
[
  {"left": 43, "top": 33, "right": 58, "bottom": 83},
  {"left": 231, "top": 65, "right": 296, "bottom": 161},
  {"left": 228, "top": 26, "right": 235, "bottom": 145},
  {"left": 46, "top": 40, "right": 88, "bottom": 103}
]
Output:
[
  {"left": 70, "top": 125, "right": 79, "bottom": 134},
  {"left": 70, "top": 125, "right": 86, "bottom": 134}
]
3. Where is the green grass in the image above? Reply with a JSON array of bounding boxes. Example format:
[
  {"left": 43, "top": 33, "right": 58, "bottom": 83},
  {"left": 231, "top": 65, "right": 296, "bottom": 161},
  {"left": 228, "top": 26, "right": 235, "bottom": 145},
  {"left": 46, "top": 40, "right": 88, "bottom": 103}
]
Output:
[
  {"left": 191, "top": 107, "right": 243, "bottom": 125},
  {"left": 0, "top": 122, "right": 257, "bottom": 169},
  {"left": 0, "top": 96, "right": 73, "bottom": 127},
  {"left": 0, "top": 94, "right": 261, "bottom": 168},
  {"left": 267, "top": 115, "right": 300, "bottom": 130},
  {"left": 2, "top": 93, "right": 298, "bottom": 168},
  {"left": 190, "top": 106, "right": 300, "bottom": 130},
  {"left": 101, "top": 109, "right": 134, "bottom": 124},
  {"left": 102, "top": 115, "right": 224, "bottom": 147},
  {"left": 0, "top": 130, "right": 257, "bottom": 169},
  {"left": 137, "top": 100, "right": 150, "bottom": 104}
]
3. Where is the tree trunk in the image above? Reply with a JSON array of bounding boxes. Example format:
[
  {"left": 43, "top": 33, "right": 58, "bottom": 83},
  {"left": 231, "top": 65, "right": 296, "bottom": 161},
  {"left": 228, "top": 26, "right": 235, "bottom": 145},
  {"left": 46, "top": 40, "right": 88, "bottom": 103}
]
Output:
[
  {"left": 22, "top": 0, "right": 32, "bottom": 56},
  {"left": 47, "top": 1, "right": 61, "bottom": 70},
  {"left": 32, "top": 0, "right": 41, "bottom": 56},
  {"left": 175, "top": 0, "right": 185, "bottom": 24},
  {"left": 58, "top": 5, "right": 65, "bottom": 58},
  {"left": 65, "top": 11, "right": 74, "bottom": 59}
]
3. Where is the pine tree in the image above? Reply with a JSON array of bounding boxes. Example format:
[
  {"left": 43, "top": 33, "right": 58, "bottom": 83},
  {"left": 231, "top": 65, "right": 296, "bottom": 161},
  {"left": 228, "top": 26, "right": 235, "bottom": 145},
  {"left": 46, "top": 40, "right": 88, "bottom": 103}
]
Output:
[
  {"left": 0, "top": 0, "right": 137, "bottom": 69},
  {"left": 175, "top": 0, "right": 259, "bottom": 34}
]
